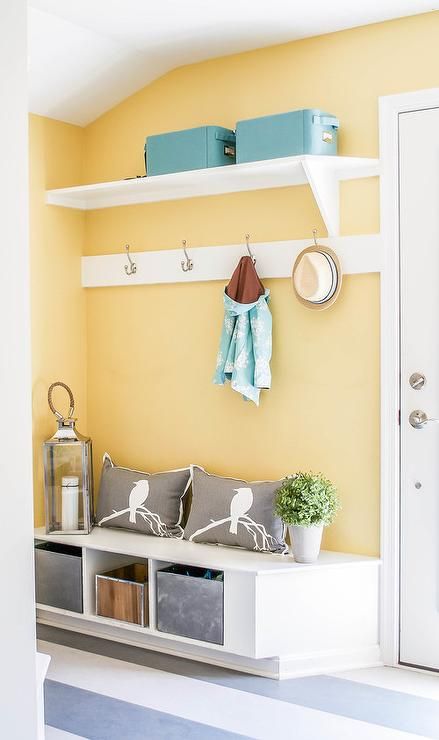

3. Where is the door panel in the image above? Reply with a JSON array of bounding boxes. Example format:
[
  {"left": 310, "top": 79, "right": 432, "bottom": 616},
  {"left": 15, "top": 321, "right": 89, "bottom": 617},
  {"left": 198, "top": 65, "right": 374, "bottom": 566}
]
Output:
[{"left": 400, "top": 107, "right": 439, "bottom": 669}]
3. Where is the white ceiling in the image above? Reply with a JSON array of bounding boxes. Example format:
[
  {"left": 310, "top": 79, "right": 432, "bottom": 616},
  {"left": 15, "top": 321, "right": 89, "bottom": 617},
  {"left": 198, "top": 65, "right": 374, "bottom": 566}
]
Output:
[{"left": 28, "top": 0, "right": 437, "bottom": 126}]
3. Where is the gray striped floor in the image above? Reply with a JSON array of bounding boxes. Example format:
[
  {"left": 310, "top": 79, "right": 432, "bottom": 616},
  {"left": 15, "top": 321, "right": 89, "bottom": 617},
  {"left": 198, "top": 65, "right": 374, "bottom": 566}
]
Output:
[{"left": 39, "top": 625, "right": 439, "bottom": 740}]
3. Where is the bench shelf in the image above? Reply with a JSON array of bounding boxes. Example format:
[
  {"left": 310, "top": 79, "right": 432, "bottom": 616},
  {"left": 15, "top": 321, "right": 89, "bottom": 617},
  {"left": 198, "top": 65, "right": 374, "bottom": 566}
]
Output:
[{"left": 35, "top": 526, "right": 381, "bottom": 679}]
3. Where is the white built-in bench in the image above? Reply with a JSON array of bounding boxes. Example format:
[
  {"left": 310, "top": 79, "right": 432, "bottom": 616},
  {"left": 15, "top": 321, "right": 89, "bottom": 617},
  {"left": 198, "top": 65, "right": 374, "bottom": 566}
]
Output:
[{"left": 34, "top": 526, "right": 381, "bottom": 679}]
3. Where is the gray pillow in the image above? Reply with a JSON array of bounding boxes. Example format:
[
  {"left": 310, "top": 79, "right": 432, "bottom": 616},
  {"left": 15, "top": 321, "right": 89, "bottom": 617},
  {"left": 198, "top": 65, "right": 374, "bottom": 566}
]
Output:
[
  {"left": 184, "top": 466, "right": 287, "bottom": 553},
  {"left": 96, "top": 454, "right": 191, "bottom": 538}
]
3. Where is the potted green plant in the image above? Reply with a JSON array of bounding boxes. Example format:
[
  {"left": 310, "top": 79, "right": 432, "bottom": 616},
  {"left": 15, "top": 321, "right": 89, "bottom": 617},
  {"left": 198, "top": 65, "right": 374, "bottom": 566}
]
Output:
[{"left": 274, "top": 472, "right": 341, "bottom": 563}]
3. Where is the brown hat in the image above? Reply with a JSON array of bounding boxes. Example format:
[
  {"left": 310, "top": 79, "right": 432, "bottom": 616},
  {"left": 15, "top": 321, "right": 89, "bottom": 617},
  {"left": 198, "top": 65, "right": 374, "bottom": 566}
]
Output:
[{"left": 226, "top": 256, "right": 265, "bottom": 304}]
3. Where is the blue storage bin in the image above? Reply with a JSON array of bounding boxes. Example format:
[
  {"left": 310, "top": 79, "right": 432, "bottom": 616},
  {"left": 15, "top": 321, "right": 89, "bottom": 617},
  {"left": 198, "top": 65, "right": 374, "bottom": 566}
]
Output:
[
  {"left": 236, "top": 109, "right": 339, "bottom": 163},
  {"left": 145, "top": 125, "right": 236, "bottom": 176}
]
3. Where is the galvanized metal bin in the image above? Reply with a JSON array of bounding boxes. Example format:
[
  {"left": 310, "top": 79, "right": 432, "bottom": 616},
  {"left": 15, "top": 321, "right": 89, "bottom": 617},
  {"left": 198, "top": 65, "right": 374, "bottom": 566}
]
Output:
[
  {"left": 35, "top": 540, "right": 83, "bottom": 613},
  {"left": 157, "top": 564, "right": 224, "bottom": 645},
  {"left": 236, "top": 108, "right": 339, "bottom": 163},
  {"left": 96, "top": 563, "right": 149, "bottom": 626},
  {"left": 145, "top": 125, "right": 236, "bottom": 176}
]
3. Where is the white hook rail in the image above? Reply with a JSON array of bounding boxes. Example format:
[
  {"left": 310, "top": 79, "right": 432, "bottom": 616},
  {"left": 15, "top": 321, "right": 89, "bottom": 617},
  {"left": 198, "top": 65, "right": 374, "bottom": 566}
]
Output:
[{"left": 82, "top": 233, "right": 383, "bottom": 288}]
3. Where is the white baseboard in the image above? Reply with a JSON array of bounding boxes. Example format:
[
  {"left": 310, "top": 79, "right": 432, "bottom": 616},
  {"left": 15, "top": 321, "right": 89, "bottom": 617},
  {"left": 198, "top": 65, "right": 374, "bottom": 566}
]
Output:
[
  {"left": 37, "top": 611, "right": 381, "bottom": 680},
  {"left": 278, "top": 645, "right": 383, "bottom": 679},
  {"left": 37, "top": 611, "right": 281, "bottom": 678}
]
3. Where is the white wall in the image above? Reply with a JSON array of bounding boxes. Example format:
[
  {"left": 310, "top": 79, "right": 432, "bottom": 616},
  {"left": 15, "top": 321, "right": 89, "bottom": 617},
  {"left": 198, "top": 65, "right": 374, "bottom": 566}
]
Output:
[{"left": 0, "top": 2, "right": 38, "bottom": 738}]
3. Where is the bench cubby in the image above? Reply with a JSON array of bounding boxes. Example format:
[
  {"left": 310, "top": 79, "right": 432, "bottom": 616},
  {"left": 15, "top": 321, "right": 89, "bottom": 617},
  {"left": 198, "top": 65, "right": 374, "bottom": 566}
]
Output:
[
  {"left": 35, "top": 540, "right": 83, "bottom": 614},
  {"left": 96, "top": 563, "right": 149, "bottom": 627},
  {"left": 157, "top": 564, "right": 224, "bottom": 645}
]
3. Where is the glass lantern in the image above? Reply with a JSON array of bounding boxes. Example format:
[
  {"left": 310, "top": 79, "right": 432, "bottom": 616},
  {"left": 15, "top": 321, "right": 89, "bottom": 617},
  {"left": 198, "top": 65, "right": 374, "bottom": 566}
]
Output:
[{"left": 43, "top": 382, "right": 94, "bottom": 534}]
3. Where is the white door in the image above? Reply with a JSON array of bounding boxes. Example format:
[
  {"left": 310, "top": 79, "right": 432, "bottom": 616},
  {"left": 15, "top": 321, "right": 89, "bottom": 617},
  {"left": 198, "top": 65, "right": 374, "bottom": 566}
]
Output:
[{"left": 400, "top": 106, "right": 439, "bottom": 670}]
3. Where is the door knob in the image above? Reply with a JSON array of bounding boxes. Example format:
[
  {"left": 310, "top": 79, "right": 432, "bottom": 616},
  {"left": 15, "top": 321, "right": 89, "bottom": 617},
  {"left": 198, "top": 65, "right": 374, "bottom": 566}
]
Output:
[{"left": 409, "top": 410, "right": 439, "bottom": 428}]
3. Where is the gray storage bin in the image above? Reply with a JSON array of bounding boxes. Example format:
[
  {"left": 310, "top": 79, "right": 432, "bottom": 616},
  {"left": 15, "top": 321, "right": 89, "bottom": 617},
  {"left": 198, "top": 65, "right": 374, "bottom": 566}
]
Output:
[
  {"left": 35, "top": 540, "right": 83, "bottom": 613},
  {"left": 157, "top": 564, "right": 224, "bottom": 645}
]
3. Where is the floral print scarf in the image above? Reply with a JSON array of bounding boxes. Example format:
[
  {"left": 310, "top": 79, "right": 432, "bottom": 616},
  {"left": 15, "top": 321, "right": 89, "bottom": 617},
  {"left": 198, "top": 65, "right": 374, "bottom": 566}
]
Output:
[{"left": 213, "top": 289, "right": 272, "bottom": 405}]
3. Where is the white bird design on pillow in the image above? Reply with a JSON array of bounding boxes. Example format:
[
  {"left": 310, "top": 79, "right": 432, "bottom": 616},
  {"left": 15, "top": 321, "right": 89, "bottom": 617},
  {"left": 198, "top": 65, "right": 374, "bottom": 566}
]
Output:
[
  {"left": 128, "top": 480, "right": 149, "bottom": 523},
  {"left": 98, "top": 476, "right": 170, "bottom": 536},
  {"left": 229, "top": 487, "right": 253, "bottom": 534},
  {"left": 188, "top": 483, "right": 281, "bottom": 551}
]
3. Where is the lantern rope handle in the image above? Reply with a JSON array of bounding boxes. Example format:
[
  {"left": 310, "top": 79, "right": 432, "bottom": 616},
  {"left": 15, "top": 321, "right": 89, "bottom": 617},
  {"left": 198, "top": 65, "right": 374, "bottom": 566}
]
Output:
[{"left": 48, "top": 382, "right": 75, "bottom": 421}]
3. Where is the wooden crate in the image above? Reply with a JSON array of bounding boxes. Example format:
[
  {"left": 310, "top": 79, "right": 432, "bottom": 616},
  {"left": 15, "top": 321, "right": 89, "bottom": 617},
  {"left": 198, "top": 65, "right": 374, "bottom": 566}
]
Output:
[{"left": 96, "top": 563, "right": 148, "bottom": 626}]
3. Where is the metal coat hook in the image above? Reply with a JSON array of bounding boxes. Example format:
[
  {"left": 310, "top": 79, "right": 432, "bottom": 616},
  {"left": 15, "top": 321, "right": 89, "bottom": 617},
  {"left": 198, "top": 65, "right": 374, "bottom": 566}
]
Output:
[
  {"left": 312, "top": 228, "right": 318, "bottom": 246},
  {"left": 124, "top": 244, "right": 137, "bottom": 275},
  {"left": 181, "top": 240, "right": 193, "bottom": 272},
  {"left": 245, "top": 233, "right": 256, "bottom": 264}
]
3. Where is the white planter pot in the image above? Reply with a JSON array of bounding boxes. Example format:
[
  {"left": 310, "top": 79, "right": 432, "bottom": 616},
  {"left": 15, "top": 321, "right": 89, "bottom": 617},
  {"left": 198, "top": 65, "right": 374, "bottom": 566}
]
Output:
[{"left": 288, "top": 524, "right": 323, "bottom": 563}]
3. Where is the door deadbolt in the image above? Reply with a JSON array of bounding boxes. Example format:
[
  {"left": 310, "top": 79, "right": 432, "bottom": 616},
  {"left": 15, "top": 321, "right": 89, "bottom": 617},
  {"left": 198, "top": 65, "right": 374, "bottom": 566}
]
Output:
[{"left": 409, "top": 372, "right": 426, "bottom": 390}]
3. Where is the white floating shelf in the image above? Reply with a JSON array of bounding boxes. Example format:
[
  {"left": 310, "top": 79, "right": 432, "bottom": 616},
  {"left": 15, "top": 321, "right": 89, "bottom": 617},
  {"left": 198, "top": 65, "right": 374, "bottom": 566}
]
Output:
[
  {"left": 46, "top": 154, "right": 380, "bottom": 237},
  {"left": 82, "top": 234, "right": 383, "bottom": 288}
]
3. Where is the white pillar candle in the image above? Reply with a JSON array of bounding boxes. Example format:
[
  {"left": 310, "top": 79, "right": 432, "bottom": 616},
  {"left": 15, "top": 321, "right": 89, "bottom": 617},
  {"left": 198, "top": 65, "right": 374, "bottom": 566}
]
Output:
[{"left": 61, "top": 476, "right": 79, "bottom": 531}]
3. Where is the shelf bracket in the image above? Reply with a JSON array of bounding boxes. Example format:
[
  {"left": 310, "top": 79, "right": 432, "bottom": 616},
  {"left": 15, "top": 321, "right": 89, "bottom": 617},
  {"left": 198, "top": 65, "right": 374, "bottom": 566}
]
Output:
[{"left": 301, "top": 158, "right": 340, "bottom": 237}]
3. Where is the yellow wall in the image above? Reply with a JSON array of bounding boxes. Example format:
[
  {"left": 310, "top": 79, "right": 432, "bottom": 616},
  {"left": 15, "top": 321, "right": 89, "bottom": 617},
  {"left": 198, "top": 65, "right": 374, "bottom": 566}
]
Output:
[
  {"left": 30, "top": 11, "right": 439, "bottom": 553},
  {"left": 30, "top": 114, "right": 86, "bottom": 525}
]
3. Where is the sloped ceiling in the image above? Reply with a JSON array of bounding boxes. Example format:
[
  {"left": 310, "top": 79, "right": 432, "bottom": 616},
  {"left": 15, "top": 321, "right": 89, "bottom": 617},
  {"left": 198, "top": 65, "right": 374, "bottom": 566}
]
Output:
[{"left": 28, "top": 0, "right": 437, "bottom": 126}]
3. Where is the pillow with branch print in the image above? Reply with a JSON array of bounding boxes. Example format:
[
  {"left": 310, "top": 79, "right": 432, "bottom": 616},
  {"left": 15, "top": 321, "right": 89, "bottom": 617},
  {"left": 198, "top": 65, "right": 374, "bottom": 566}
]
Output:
[
  {"left": 96, "top": 453, "right": 191, "bottom": 538},
  {"left": 184, "top": 466, "right": 287, "bottom": 553}
]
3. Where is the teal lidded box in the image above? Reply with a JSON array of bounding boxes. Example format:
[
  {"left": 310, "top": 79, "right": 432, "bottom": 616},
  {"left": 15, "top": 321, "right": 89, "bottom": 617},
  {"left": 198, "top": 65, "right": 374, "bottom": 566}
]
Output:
[
  {"left": 145, "top": 125, "right": 236, "bottom": 176},
  {"left": 236, "top": 109, "right": 339, "bottom": 163}
]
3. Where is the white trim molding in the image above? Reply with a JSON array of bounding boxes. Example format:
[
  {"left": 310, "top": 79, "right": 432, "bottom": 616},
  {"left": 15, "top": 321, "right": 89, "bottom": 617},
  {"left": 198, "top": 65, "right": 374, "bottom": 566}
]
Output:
[
  {"left": 379, "top": 86, "right": 439, "bottom": 668},
  {"left": 0, "top": 2, "right": 38, "bottom": 737}
]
